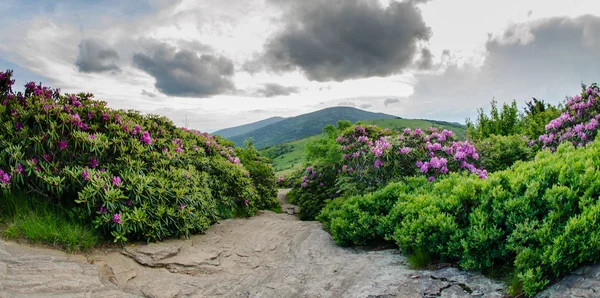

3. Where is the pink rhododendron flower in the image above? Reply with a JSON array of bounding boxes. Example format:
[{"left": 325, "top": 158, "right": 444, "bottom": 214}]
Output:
[
  {"left": 59, "top": 140, "right": 68, "bottom": 150},
  {"left": 140, "top": 131, "right": 153, "bottom": 145},
  {"left": 112, "top": 213, "right": 122, "bottom": 224},
  {"left": 89, "top": 158, "right": 98, "bottom": 168},
  {"left": 0, "top": 170, "right": 11, "bottom": 186},
  {"left": 112, "top": 176, "right": 122, "bottom": 187}
]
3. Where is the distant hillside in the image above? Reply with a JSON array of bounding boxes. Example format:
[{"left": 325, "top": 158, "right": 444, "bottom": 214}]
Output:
[
  {"left": 229, "top": 107, "right": 397, "bottom": 148},
  {"left": 361, "top": 118, "right": 467, "bottom": 140},
  {"left": 262, "top": 118, "right": 467, "bottom": 175},
  {"left": 213, "top": 116, "right": 285, "bottom": 138}
]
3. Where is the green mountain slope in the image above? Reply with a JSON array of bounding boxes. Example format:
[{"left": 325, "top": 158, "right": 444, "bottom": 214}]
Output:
[
  {"left": 229, "top": 107, "right": 397, "bottom": 148},
  {"left": 262, "top": 118, "right": 467, "bottom": 175},
  {"left": 362, "top": 118, "right": 467, "bottom": 140},
  {"left": 213, "top": 116, "right": 285, "bottom": 138}
]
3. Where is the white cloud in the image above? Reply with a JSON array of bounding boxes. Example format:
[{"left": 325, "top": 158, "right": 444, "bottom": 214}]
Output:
[{"left": 0, "top": 0, "right": 599, "bottom": 132}]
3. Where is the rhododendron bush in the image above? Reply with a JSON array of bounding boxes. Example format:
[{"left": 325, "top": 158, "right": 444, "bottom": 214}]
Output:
[
  {"left": 290, "top": 122, "right": 487, "bottom": 219},
  {"left": 0, "top": 70, "right": 277, "bottom": 242},
  {"left": 538, "top": 83, "right": 600, "bottom": 150},
  {"left": 316, "top": 82, "right": 600, "bottom": 297}
]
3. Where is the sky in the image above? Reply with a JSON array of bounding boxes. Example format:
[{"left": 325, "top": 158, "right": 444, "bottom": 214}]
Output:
[{"left": 1, "top": 0, "right": 599, "bottom": 132}]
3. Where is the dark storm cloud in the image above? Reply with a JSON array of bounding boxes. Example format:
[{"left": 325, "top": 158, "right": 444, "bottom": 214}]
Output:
[
  {"left": 405, "top": 15, "right": 600, "bottom": 120},
  {"left": 258, "top": 0, "right": 432, "bottom": 82},
  {"left": 384, "top": 97, "right": 401, "bottom": 106},
  {"left": 255, "top": 83, "right": 299, "bottom": 97},
  {"left": 415, "top": 48, "right": 433, "bottom": 70},
  {"left": 132, "top": 41, "right": 235, "bottom": 97},
  {"left": 75, "top": 39, "right": 121, "bottom": 73}
]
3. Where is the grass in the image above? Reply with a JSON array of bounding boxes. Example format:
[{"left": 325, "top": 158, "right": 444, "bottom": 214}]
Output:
[
  {"left": 269, "top": 204, "right": 282, "bottom": 214},
  {"left": 0, "top": 191, "right": 99, "bottom": 253},
  {"left": 406, "top": 249, "right": 432, "bottom": 269},
  {"left": 268, "top": 133, "right": 326, "bottom": 176},
  {"left": 267, "top": 118, "right": 467, "bottom": 176}
]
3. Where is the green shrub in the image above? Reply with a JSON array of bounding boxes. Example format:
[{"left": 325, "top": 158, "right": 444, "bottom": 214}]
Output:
[
  {"left": 520, "top": 97, "right": 562, "bottom": 140},
  {"left": 235, "top": 140, "right": 279, "bottom": 210},
  {"left": 320, "top": 138, "right": 600, "bottom": 296},
  {"left": 0, "top": 70, "right": 276, "bottom": 243},
  {"left": 466, "top": 100, "right": 520, "bottom": 140},
  {"left": 474, "top": 134, "right": 534, "bottom": 172},
  {"left": 318, "top": 178, "right": 427, "bottom": 246},
  {"left": 294, "top": 163, "right": 338, "bottom": 220}
]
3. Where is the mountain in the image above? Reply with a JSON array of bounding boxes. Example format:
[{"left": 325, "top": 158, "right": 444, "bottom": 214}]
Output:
[
  {"left": 213, "top": 116, "right": 286, "bottom": 138},
  {"left": 229, "top": 107, "right": 397, "bottom": 148}
]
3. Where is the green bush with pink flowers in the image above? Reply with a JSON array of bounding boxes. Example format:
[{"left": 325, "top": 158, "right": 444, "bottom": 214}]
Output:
[
  {"left": 0, "top": 70, "right": 277, "bottom": 243},
  {"left": 316, "top": 82, "right": 600, "bottom": 297},
  {"left": 290, "top": 121, "right": 487, "bottom": 220}
]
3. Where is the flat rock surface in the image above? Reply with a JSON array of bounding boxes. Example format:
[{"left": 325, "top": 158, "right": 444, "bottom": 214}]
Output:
[
  {"left": 537, "top": 263, "right": 600, "bottom": 298},
  {"left": 0, "top": 239, "right": 137, "bottom": 298},
  {"left": 0, "top": 189, "right": 511, "bottom": 297}
]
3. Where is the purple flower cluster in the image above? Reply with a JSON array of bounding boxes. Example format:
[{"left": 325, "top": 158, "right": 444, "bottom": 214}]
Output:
[
  {"left": 301, "top": 166, "right": 323, "bottom": 188},
  {"left": 89, "top": 157, "right": 99, "bottom": 168},
  {"left": 140, "top": 131, "right": 153, "bottom": 145},
  {"left": 112, "top": 176, "right": 122, "bottom": 187},
  {"left": 59, "top": 140, "right": 68, "bottom": 150},
  {"left": 132, "top": 125, "right": 141, "bottom": 135},
  {"left": 112, "top": 213, "right": 122, "bottom": 224},
  {"left": 371, "top": 137, "right": 391, "bottom": 157},
  {"left": 538, "top": 84, "right": 600, "bottom": 149},
  {"left": 336, "top": 124, "right": 486, "bottom": 183},
  {"left": 0, "top": 169, "right": 11, "bottom": 186}
]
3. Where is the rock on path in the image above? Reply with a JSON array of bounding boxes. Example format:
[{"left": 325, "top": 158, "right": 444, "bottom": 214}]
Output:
[
  {"left": 5, "top": 189, "right": 594, "bottom": 297},
  {"left": 0, "top": 240, "right": 136, "bottom": 298}
]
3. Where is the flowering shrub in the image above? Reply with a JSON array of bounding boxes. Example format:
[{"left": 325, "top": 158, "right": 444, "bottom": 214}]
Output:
[
  {"left": 336, "top": 124, "right": 486, "bottom": 190},
  {"left": 234, "top": 140, "right": 279, "bottom": 210},
  {"left": 538, "top": 83, "right": 600, "bottom": 149},
  {"left": 320, "top": 139, "right": 600, "bottom": 296},
  {"left": 288, "top": 163, "right": 338, "bottom": 220},
  {"left": 0, "top": 70, "right": 276, "bottom": 242},
  {"left": 290, "top": 123, "right": 486, "bottom": 219}
]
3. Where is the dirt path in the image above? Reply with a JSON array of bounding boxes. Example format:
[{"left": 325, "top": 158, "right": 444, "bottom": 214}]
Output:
[{"left": 1, "top": 190, "right": 510, "bottom": 297}]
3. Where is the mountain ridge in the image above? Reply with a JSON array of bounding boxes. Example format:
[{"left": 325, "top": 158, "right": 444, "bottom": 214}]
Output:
[
  {"left": 227, "top": 106, "right": 398, "bottom": 148},
  {"left": 213, "top": 116, "right": 286, "bottom": 138}
]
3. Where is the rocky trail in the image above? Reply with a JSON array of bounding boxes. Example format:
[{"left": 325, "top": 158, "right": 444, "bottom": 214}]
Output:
[{"left": 0, "top": 190, "right": 597, "bottom": 297}]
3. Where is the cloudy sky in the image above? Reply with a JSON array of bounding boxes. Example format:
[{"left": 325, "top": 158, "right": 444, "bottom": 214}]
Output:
[{"left": 1, "top": 0, "right": 599, "bottom": 132}]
